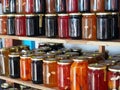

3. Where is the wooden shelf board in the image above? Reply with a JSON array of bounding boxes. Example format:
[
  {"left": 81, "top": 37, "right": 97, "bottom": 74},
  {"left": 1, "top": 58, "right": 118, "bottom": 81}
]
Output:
[{"left": 0, "top": 76, "right": 57, "bottom": 90}]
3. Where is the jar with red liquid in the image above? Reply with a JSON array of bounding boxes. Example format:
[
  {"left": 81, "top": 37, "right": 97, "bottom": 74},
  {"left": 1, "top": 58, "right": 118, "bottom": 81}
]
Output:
[
  {"left": 45, "top": 0, "right": 56, "bottom": 14},
  {"left": 57, "top": 60, "right": 73, "bottom": 90},
  {"left": 82, "top": 13, "right": 97, "bottom": 40},
  {"left": 56, "top": 0, "right": 66, "bottom": 13},
  {"left": 25, "top": 0, "right": 33, "bottom": 14},
  {"left": 43, "top": 58, "right": 57, "bottom": 87},
  {"left": 0, "top": 15, "right": 7, "bottom": 35},
  {"left": 70, "top": 57, "right": 88, "bottom": 90},
  {"left": 91, "top": 0, "right": 105, "bottom": 12},
  {"left": 15, "top": 15, "right": 26, "bottom": 36},
  {"left": 2, "top": 0, "right": 9, "bottom": 14},
  {"left": 58, "top": 14, "right": 69, "bottom": 39},
  {"left": 20, "top": 54, "right": 32, "bottom": 81},
  {"left": 108, "top": 65, "right": 120, "bottom": 90},
  {"left": 66, "top": 0, "right": 78, "bottom": 13},
  {"left": 88, "top": 64, "right": 107, "bottom": 90}
]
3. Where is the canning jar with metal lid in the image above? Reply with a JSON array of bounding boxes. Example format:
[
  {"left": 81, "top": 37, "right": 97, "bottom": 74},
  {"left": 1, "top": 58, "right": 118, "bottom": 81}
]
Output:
[
  {"left": 56, "top": 54, "right": 69, "bottom": 60},
  {"left": 88, "top": 64, "right": 107, "bottom": 90},
  {"left": 72, "top": 48, "right": 82, "bottom": 56},
  {"left": 82, "top": 13, "right": 97, "bottom": 40},
  {"left": 70, "top": 57, "right": 88, "bottom": 90},
  {"left": 58, "top": 14, "right": 69, "bottom": 39},
  {"left": 69, "top": 13, "right": 82, "bottom": 39},
  {"left": 44, "top": 53, "right": 55, "bottom": 58},
  {"left": 25, "top": 0, "right": 33, "bottom": 14},
  {"left": 56, "top": 0, "right": 66, "bottom": 13},
  {"left": 108, "top": 65, "right": 120, "bottom": 90},
  {"left": 2, "top": 0, "right": 9, "bottom": 14},
  {"left": 43, "top": 58, "right": 58, "bottom": 87},
  {"left": 9, "top": 0, "right": 16, "bottom": 13},
  {"left": 65, "top": 52, "right": 79, "bottom": 58},
  {"left": 57, "top": 59, "right": 73, "bottom": 90},
  {"left": 9, "top": 53, "right": 20, "bottom": 78}
]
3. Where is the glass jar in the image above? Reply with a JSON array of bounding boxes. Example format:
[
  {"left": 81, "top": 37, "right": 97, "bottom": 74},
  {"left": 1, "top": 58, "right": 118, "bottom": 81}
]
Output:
[
  {"left": 57, "top": 60, "right": 73, "bottom": 90},
  {"left": 70, "top": 57, "right": 88, "bottom": 90},
  {"left": 20, "top": 55, "right": 32, "bottom": 81},
  {"left": 78, "top": 0, "right": 90, "bottom": 12},
  {"left": 66, "top": 0, "right": 78, "bottom": 13},
  {"left": 105, "top": 0, "right": 119, "bottom": 12},
  {"left": 65, "top": 52, "right": 79, "bottom": 58},
  {"left": 88, "top": 64, "right": 107, "bottom": 90},
  {"left": 58, "top": 14, "right": 69, "bottom": 39},
  {"left": 15, "top": 15, "right": 26, "bottom": 36},
  {"left": 82, "top": 13, "right": 97, "bottom": 40},
  {"left": 56, "top": 54, "right": 69, "bottom": 60},
  {"left": 56, "top": 0, "right": 66, "bottom": 13},
  {"left": 25, "top": 0, "right": 33, "bottom": 14},
  {"left": 7, "top": 15, "right": 15, "bottom": 35},
  {"left": 69, "top": 13, "right": 82, "bottom": 39},
  {"left": 96, "top": 13, "right": 112, "bottom": 41},
  {"left": 108, "top": 65, "right": 120, "bottom": 90},
  {"left": 91, "top": 0, "right": 105, "bottom": 12},
  {"left": 0, "top": 15, "right": 7, "bottom": 35},
  {"left": 43, "top": 58, "right": 57, "bottom": 87},
  {"left": 45, "top": 14, "right": 58, "bottom": 38},
  {"left": 2, "top": 0, "right": 9, "bottom": 14},
  {"left": 9, "top": 53, "right": 20, "bottom": 78},
  {"left": 9, "top": 0, "right": 16, "bottom": 13},
  {"left": 45, "top": 0, "right": 56, "bottom": 14}
]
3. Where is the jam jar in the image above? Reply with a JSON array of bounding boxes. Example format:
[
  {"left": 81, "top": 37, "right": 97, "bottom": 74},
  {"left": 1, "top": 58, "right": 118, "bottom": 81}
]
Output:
[
  {"left": 70, "top": 57, "right": 88, "bottom": 90},
  {"left": 58, "top": 14, "right": 69, "bottom": 39},
  {"left": 7, "top": 15, "right": 15, "bottom": 35},
  {"left": 56, "top": 0, "right": 66, "bottom": 13},
  {"left": 105, "top": 0, "right": 119, "bottom": 12},
  {"left": 25, "top": 0, "right": 33, "bottom": 14},
  {"left": 8, "top": 53, "right": 20, "bottom": 78},
  {"left": 82, "top": 13, "right": 97, "bottom": 40},
  {"left": 26, "top": 15, "right": 39, "bottom": 36},
  {"left": 20, "top": 54, "right": 32, "bottom": 81},
  {"left": 2, "top": 0, "right": 9, "bottom": 14},
  {"left": 15, "top": 15, "right": 26, "bottom": 36},
  {"left": 108, "top": 65, "right": 120, "bottom": 90},
  {"left": 78, "top": 0, "right": 90, "bottom": 12},
  {"left": 69, "top": 13, "right": 82, "bottom": 39},
  {"left": 34, "top": 0, "right": 45, "bottom": 14},
  {"left": 91, "top": 0, "right": 105, "bottom": 12},
  {"left": 66, "top": 0, "right": 78, "bottom": 13},
  {"left": 88, "top": 64, "right": 108, "bottom": 90},
  {"left": 96, "top": 13, "right": 112, "bottom": 41},
  {"left": 45, "top": 0, "right": 56, "bottom": 14},
  {"left": 9, "top": 0, "right": 16, "bottom": 13},
  {"left": 57, "top": 60, "right": 73, "bottom": 90},
  {"left": 0, "top": 15, "right": 7, "bottom": 35},
  {"left": 43, "top": 58, "right": 57, "bottom": 87},
  {"left": 45, "top": 14, "right": 58, "bottom": 38}
]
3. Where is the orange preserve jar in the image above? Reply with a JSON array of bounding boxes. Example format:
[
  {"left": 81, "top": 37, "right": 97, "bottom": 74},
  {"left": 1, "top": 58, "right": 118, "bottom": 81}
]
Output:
[
  {"left": 43, "top": 58, "right": 57, "bottom": 87},
  {"left": 0, "top": 15, "right": 7, "bottom": 35},
  {"left": 82, "top": 13, "right": 97, "bottom": 40},
  {"left": 70, "top": 57, "right": 88, "bottom": 90},
  {"left": 20, "top": 54, "right": 32, "bottom": 81}
]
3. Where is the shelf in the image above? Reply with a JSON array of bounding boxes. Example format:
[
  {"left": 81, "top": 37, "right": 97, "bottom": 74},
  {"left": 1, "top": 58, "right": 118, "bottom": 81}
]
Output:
[
  {"left": 0, "top": 76, "right": 58, "bottom": 90},
  {"left": 1, "top": 35, "right": 120, "bottom": 46}
]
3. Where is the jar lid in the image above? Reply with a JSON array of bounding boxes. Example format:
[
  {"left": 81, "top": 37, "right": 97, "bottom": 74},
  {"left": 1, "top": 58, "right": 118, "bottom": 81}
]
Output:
[
  {"left": 1, "top": 83, "right": 10, "bottom": 88},
  {"left": 45, "top": 14, "right": 56, "bottom": 16},
  {"left": 32, "top": 56, "right": 45, "bottom": 61},
  {"left": 65, "top": 52, "right": 79, "bottom": 56},
  {"left": 96, "top": 13, "right": 111, "bottom": 15},
  {"left": 58, "top": 14, "right": 69, "bottom": 16},
  {"left": 99, "top": 60, "right": 115, "bottom": 66},
  {"left": 43, "top": 58, "right": 57, "bottom": 63},
  {"left": 56, "top": 54, "right": 69, "bottom": 59},
  {"left": 69, "top": 13, "right": 81, "bottom": 16},
  {"left": 82, "top": 13, "right": 95, "bottom": 16},
  {"left": 8, "top": 53, "right": 20, "bottom": 57},
  {"left": 57, "top": 59, "right": 73, "bottom": 64},
  {"left": 44, "top": 53, "right": 55, "bottom": 58},
  {"left": 88, "top": 63, "right": 106, "bottom": 70},
  {"left": 20, "top": 54, "right": 31, "bottom": 58},
  {"left": 73, "top": 56, "right": 88, "bottom": 62},
  {"left": 108, "top": 65, "right": 120, "bottom": 72}
]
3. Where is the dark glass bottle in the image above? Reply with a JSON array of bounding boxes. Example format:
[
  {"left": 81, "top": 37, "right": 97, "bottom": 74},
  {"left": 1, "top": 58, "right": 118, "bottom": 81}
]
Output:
[
  {"left": 9, "top": 0, "right": 16, "bottom": 13},
  {"left": 56, "top": 0, "right": 66, "bottom": 13}
]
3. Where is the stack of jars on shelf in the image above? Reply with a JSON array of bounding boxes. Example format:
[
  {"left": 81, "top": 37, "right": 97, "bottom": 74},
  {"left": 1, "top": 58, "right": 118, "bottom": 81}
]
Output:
[
  {"left": 0, "top": 0, "right": 120, "bottom": 40},
  {"left": 0, "top": 42, "right": 120, "bottom": 90}
]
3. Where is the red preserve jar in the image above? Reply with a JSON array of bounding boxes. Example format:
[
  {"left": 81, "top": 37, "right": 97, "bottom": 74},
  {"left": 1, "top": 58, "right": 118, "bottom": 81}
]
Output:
[
  {"left": 15, "top": 15, "right": 26, "bottom": 36},
  {"left": 58, "top": 14, "right": 69, "bottom": 39},
  {"left": 57, "top": 60, "right": 73, "bottom": 90},
  {"left": 25, "top": 0, "right": 33, "bottom": 14}
]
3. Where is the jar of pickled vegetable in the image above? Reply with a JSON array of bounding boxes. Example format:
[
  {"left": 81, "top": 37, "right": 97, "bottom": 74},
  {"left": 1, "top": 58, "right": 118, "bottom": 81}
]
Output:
[
  {"left": 2, "top": 0, "right": 9, "bottom": 14},
  {"left": 82, "top": 13, "right": 97, "bottom": 40},
  {"left": 57, "top": 60, "right": 73, "bottom": 90},
  {"left": 56, "top": 0, "right": 66, "bottom": 13},
  {"left": 88, "top": 64, "right": 107, "bottom": 90},
  {"left": 43, "top": 58, "right": 57, "bottom": 87},
  {"left": 25, "top": 0, "right": 33, "bottom": 14},
  {"left": 70, "top": 57, "right": 88, "bottom": 90}
]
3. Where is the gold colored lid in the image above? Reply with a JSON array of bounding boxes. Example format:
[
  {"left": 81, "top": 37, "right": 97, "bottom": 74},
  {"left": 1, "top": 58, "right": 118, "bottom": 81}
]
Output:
[{"left": 88, "top": 63, "right": 106, "bottom": 70}]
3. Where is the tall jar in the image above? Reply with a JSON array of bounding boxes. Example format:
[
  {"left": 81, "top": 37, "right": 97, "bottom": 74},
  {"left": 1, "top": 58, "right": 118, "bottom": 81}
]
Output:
[
  {"left": 15, "top": 15, "right": 26, "bottom": 36},
  {"left": 88, "top": 64, "right": 107, "bottom": 90},
  {"left": 91, "top": 0, "right": 105, "bottom": 12},
  {"left": 2, "top": 0, "right": 9, "bottom": 14},
  {"left": 58, "top": 14, "right": 69, "bottom": 39},
  {"left": 70, "top": 57, "right": 88, "bottom": 90},
  {"left": 20, "top": 55, "right": 32, "bottom": 81},
  {"left": 43, "top": 58, "right": 57, "bottom": 87},
  {"left": 82, "top": 13, "right": 97, "bottom": 40},
  {"left": 66, "top": 0, "right": 78, "bottom": 13},
  {"left": 108, "top": 65, "right": 120, "bottom": 90},
  {"left": 96, "top": 13, "right": 112, "bottom": 41},
  {"left": 78, "top": 0, "right": 90, "bottom": 12},
  {"left": 45, "top": 14, "right": 58, "bottom": 38},
  {"left": 56, "top": 0, "right": 66, "bottom": 13},
  {"left": 25, "top": 0, "right": 33, "bottom": 14},
  {"left": 9, "top": 0, "right": 16, "bottom": 13},
  {"left": 9, "top": 53, "right": 20, "bottom": 78},
  {"left": 69, "top": 13, "right": 82, "bottom": 39},
  {"left": 0, "top": 15, "right": 7, "bottom": 35}
]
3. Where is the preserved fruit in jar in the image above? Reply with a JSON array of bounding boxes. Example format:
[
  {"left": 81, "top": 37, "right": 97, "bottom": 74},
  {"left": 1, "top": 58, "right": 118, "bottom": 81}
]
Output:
[
  {"left": 25, "top": 0, "right": 33, "bottom": 14},
  {"left": 46, "top": 0, "right": 56, "bottom": 13},
  {"left": 56, "top": 0, "right": 66, "bottom": 13}
]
